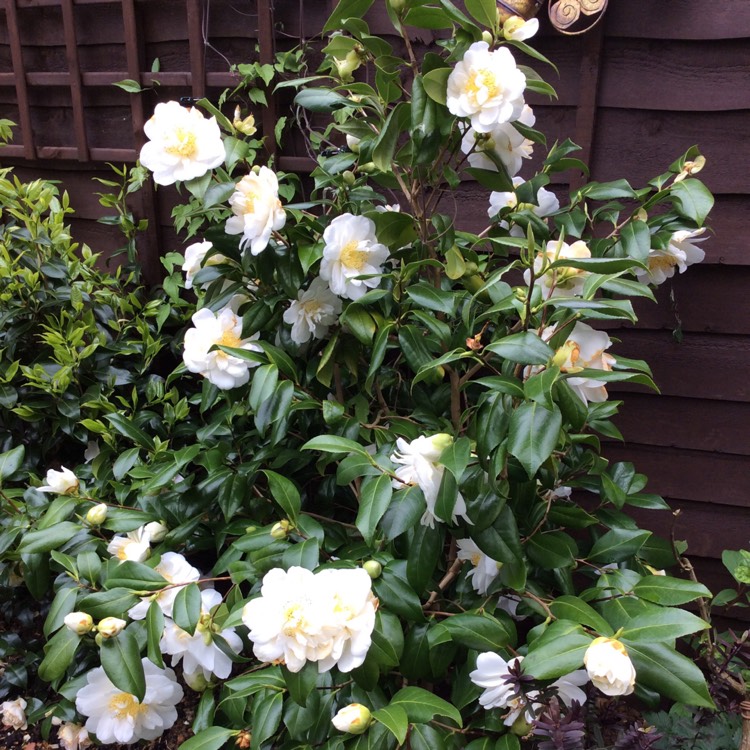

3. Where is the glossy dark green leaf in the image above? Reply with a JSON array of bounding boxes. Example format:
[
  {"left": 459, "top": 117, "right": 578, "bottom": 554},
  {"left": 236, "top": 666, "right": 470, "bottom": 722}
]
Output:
[
  {"left": 507, "top": 402, "right": 562, "bottom": 478},
  {"left": 100, "top": 629, "right": 146, "bottom": 701},
  {"left": 356, "top": 473, "right": 393, "bottom": 546},
  {"left": 172, "top": 583, "right": 202, "bottom": 635}
]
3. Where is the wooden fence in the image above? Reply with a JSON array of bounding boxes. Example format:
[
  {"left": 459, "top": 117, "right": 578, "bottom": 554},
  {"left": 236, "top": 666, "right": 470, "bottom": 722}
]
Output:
[{"left": 1, "top": 0, "right": 749, "bottom": 593}]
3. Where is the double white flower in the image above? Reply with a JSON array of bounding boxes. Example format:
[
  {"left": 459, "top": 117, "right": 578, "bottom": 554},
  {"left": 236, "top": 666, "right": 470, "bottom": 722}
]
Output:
[
  {"left": 447, "top": 42, "right": 526, "bottom": 133},
  {"left": 1, "top": 697, "right": 27, "bottom": 730},
  {"left": 75, "top": 659, "right": 183, "bottom": 745},
  {"left": 183, "top": 305, "right": 262, "bottom": 390},
  {"left": 390, "top": 434, "right": 471, "bottom": 528},
  {"left": 139, "top": 101, "right": 225, "bottom": 186},
  {"left": 242, "top": 566, "right": 377, "bottom": 673},
  {"left": 283, "top": 277, "right": 343, "bottom": 344},
  {"left": 225, "top": 167, "right": 287, "bottom": 256},
  {"left": 320, "top": 214, "right": 390, "bottom": 301},
  {"left": 635, "top": 227, "right": 706, "bottom": 286},
  {"left": 583, "top": 637, "right": 636, "bottom": 696},
  {"left": 525, "top": 239, "right": 592, "bottom": 299}
]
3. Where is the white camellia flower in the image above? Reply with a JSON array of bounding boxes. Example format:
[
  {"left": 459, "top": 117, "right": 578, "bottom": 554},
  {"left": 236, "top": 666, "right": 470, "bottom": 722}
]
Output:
[
  {"left": 320, "top": 214, "right": 390, "bottom": 301},
  {"left": 447, "top": 42, "right": 526, "bottom": 133},
  {"left": 182, "top": 306, "right": 262, "bottom": 390},
  {"left": 503, "top": 16, "right": 539, "bottom": 41},
  {"left": 524, "top": 239, "right": 592, "bottom": 299},
  {"left": 462, "top": 104, "right": 535, "bottom": 176},
  {"left": 128, "top": 552, "right": 202, "bottom": 620},
  {"left": 160, "top": 589, "right": 242, "bottom": 682},
  {"left": 283, "top": 277, "right": 343, "bottom": 344},
  {"left": 107, "top": 526, "right": 152, "bottom": 563},
  {"left": 242, "top": 566, "right": 378, "bottom": 673},
  {"left": 38, "top": 466, "right": 79, "bottom": 494},
  {"left": 456, "top": 538, "right": 501, "bottom": 595},
  {"left": 545, "top": 322, "right": 616, "bottom": 405},
  {"left": 182, "top": 241, "right": 227, "bottom": 290},
  {"left": 471, "top": 653, "right": 589, "bottom": 725},
  {"left": 489, "top": 177, "right": 560, "bottom": 236},
  {"left": 57, "top": 722, "right": 91, "bottom": 750},
  {"left": 139, "top": 101, "right": 225, "bottom": 186},
  {"left": 635, "top": 227, "right": 706, "bottom": 286},
  {"left": 75, "top": 659, "right": 183, "bottom": 745},
  {"left": 1, "top": 697, "right": 27, "bottom": 730},
  {"left": 64, "top": 612, "right": 94, "bottom": 635},
  {"left": 225, "top": 167, "right": 287, "bottom": 256},
  {"left": 332, "top": 704, "right": 373, "bottom": 734},
  {"left": 584, "top": 637, "right": 636, "bottom": 696},
  {"left": 390, "top": 434, "right": 471, "bottom": 528}
]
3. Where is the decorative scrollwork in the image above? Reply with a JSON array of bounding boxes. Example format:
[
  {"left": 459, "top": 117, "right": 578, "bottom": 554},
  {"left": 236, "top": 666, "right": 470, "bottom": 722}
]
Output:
[{"left": 548, "top": 0, "right": 609, "bottom": 34}]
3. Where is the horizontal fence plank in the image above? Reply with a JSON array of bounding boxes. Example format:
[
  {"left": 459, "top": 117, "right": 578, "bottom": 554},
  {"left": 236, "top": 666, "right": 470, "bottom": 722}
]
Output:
[{"left": 605, "top": 442, "right": 750, "bottom": 508}]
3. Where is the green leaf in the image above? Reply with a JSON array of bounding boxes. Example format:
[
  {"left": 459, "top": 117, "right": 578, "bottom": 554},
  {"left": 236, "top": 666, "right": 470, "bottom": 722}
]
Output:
[
  {"left": 282, "top": 661, "right": 317, "bottom": 707},
  {"left": 410, "top": 724, "right": 446, "bottom": 750},
  {"left": 373, "top": 705, "right": 409, "bottom": 745},
  {"left": 282, "top": 538, "right": 320, "bottom": 571},
  {"left": 623, "top": 641, "right": 714, "bottom": 708},
  {"left": 324, "top": 0, "right": 375, "bottom": 31},
  {"left": 38, "top": 627, "right": 81, "bottom": 682},
  {"left": 632, "top": 575, "right": 712, "bottom": 606},
  {"left": 438, "top": 437, "right": 471, "bottom": 481},
  {"left": 18, "top": 522, "right": 82, "bottom": 554},
  {"left": 249, "top": 364, "right": 279, "bottom": 413},
  {"left": 178, "top": 727, "right": 238, "bottom": 750},
  {"left": 619, "top": 220, "right": 651, "bottom": 261},
  {"left": 581, "top": 179, "right": 636, "bottom": 200},
  {"left": 369, "top": 611, "right": 404, "bottom": 668},
  {"left": 373, "top": 102, "right": 409, "bottom": 172},
  {"left": 100, "top": 628, "right": 146, "bottom": 701},
  {"left": 485, "top": 331, "right": 554, "bottom": 365},
  {"left": 522, "top": 621, "right": 593, "bottom": 679},
  {"left": 262, "top": 470, "right": 301, "bottom": 523},
  {"left": 105, "top": 413, "right": 155, "bottom": 450},
  {"left": 146, "top": 599, "right": 165, "bottom": 668},
  {"left": 671, "top": 179, "right": 714, "bottom": 226},
  {"left": 78, "top": 588, "right": 139, "bottom": 619},
  {"left": 464, "top": 0, "right": 496, "bottom": 27},
  {"left": 251, "top": 690, "right": 283, "bottom": 750},
  {"left": 105, "top": 560, "right": 168, "bottom": 591},
  {"left": 294, "top": 88, "right": 353, "bottom": 113},
  {"left": 172, "top": 583, "right": 202, "bottom": 635},
  {"left": 507, "top": 402, "right": 562, "bottom": 478},
  {"left": 113, "top": 78, "right": 144, "bottom": 93},
  {"left": 373, "top": 562, "right": 425, "bottom": 622},
  {"left": 440, "top": 612, "right": 514, "bottom": 651},
  {"left": 113, "top": 447, "right": 140, "bottom": 481},
  {"left": 43, "top": 586, "right": 78, "bottom": 637},
  {"left": 356, "top": 473, "right": 393, "bottom": 546},
  {"left": 0, "top": 444, "right": 24, "bottom": 482},
  {"left": 526, "top": 531, "right": 577, "bottom": 570},
  {"left": 302, "top": 435, "right": 371, "bottom": 458},
  {"left": 422, "top": 67, "right": 450, "bottom": 105},
  {"left": 588, "top": 528, "right": 652, "bottom": 564},
  {"left": 549, "top": 595, "right": 613, "bottom": 636},
  {"left": 406, "top": 282, "right": 458, "bottom": 315},
  {"left": 391, "top": 686, "right": 463, "bottom": 727},
  {"left": 620, "top": 608, "right": 709, "bottom": 642}
]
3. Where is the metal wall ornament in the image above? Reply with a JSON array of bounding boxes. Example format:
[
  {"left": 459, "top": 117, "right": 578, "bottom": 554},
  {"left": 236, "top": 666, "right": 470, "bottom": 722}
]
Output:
[{"left": 548, "top": 0, "right": 610, "bottom": 35}]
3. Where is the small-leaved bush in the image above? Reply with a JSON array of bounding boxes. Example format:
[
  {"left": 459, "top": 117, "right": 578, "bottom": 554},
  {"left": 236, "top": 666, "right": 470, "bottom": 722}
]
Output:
[{"left": 0, "top": 2, "right": 721, "bottom": 749}]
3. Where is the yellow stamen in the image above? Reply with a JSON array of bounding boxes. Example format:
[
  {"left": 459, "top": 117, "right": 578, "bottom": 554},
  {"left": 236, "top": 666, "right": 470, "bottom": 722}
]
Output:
[
  {"left": 340, "top": 240, "right": 368, "bottom": 271},
  {"left": 648, "top": 254, "right": 678, "bottom": 272},
  {"left": 108, "top": 693, "right": 146, "bottom": 721},
  {"left": 218, "top": 330, "right": 242, "bottom": 349},
  {"left": 467, "top": 69, "right": 501, "bottom": 100},
  {"left": 165, "top": 127, "right": 198, "bottom": 158}
]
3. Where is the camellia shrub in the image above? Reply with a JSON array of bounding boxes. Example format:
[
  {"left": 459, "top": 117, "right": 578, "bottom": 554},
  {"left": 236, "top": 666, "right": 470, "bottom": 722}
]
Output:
[{"left": 0, "top": 1, "right": 720, "bottom": 749}]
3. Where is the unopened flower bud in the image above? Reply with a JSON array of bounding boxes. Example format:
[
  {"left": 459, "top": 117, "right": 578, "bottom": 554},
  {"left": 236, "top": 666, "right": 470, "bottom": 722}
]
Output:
[
  {"left": 233, "top": 106, "right": 257, "bottom": 136},
  {"left": 388, "top": 0, "right": 406, "bottom": 14},
  {"left": 271, "top": 519, "right": 293, "bottom": 539},
  {"left": 143, "top": 520, "right": 168, "bottom": 543},
  {"left": 342, "top": 170, "right": 356, "bottom": 186},
  {"left": 427, "top": 433, "right": 453, "bottom": 454},
  {"left": 357, "top": 161, "right": 377, "bottom": 174},
  {"left": 183, "top": 669, "right": 212, "bottom": 692},
  {"left": 96, "top": 617, "right": 126, "bottom": 639},
  {"left": 332, "top": 703, "right": 373, "bottom": 734},
  {"left": 85, "top": 503, "right": 108, "bottom": 526},
  {"left": 64, "top": 612, "right": 94, "bottom": 635},
  {"left": 481, "top": 30, "right": 494, "bottom": 45},
  {"left": 363, "top": 560, "right": 382, "bottom": 579},
  {"left": 346, "top": 134, "right": 361, "bottom": 153}
]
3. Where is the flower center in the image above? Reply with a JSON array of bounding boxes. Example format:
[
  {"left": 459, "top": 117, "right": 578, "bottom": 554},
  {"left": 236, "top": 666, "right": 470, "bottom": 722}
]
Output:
[
  {"left": 218, "top": 330, "right": 242, "bottom": 349},
  {"left": 282, "top": 603, "right": 307, "bottom": 637},
  {"left": 471, "top": 553, "right": 482, "bottom": 566},
  {"left": 165, "top": 127, "right": 198, "bottom": 158},
  {"left": 340, "top": 240, "right": 368, "bottom": 271},
  {"left": 300, "top": 300, "right": 324, "bottom": 318},
  {"left": 648, "top": 254, "right": 678, "bottom": 272},
  {"left": 108, "top": 693, "right": 146, "bottom": 721},
  {"left": 467, "top": 69, "right": 501, "bottom": 101}
]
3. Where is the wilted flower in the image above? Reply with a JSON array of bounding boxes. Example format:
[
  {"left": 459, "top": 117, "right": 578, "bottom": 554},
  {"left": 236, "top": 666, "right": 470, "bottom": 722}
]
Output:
[
  {"left": 85, "top": 503, "right": 108, "bottom": 526},
  {"left": 64, "top": 611, "right": 94, "bottom": 635},
  {"left": 525, "top": 239, "right": 592, "bottom": 299},
  {"left": 503, "top": 15, "right": 539, "bottom": 41},
  {"left": 456, "top": 538, "right": 501, "bottom": 594},
  {"left": 333, "top": 49, "right": 364, "bottom": 82},
  {"left": 283, "top": 277, "right": 343, "bottom": 344},
  {"left": 1, "top": 697, "right": 27, "bottom": 730},
  {"left": 57, "top": 722, "right": 91, "bottom": 750},
  {"left": 635, "top": 228, "right": 706, "bottom": 286},
  {"left": 462, "top": 105, "right": 536, "bottom": 176},
  {"left": 233, "top": 106, "right": 257, "bottom": 136},
  {"left": 139, "top": 101, "right": 225, "bottom": 186},
  {"left": 390, "top": 434, "right": 471, "bottom": 528},
  {"left": 242, "top": 566, "right": 378, "bottom": 673},
  {"left": 96, "top": 617, "right": 126, "bottom": 639},
  {"left": 584, "top": 637, "right": 636, "bottom": 696},
  {"left": 160, "top": 589, "right": 242, "bottom": 682},
  {"left": 182, "top": 240, "right": 226, "bottom": 290},
  {"left": 225, "top": 167, "right": 286, "bottom": 256},
  {"left": 182, "top": 306, "right": 262, "bottom": 390},
  {"left": 128, "top": 552, "right": 202, "bottom": 620},
  {"left": 107, "top": 526, "right": 152, "bottom": 563},
  {"left": 447, "top": 42, "right": 526, "bottom": 133},
  {"left": 38, "top": 466, "right": 79, "bottom": 494},
  {"left": 320, "top": 214, "right": 390, "bottom": 301},
  {"left": 332, "top": 703, "right": 373, "bottom": 734},
  {"left": 75, "top": 659, "right": 183, "bottom": 744}
]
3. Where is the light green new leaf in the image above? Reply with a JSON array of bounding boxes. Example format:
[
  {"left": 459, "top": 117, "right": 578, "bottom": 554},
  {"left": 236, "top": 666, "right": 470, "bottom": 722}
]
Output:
[{"left": 422, "top": 67, "right": 451, "bottom": 105}]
